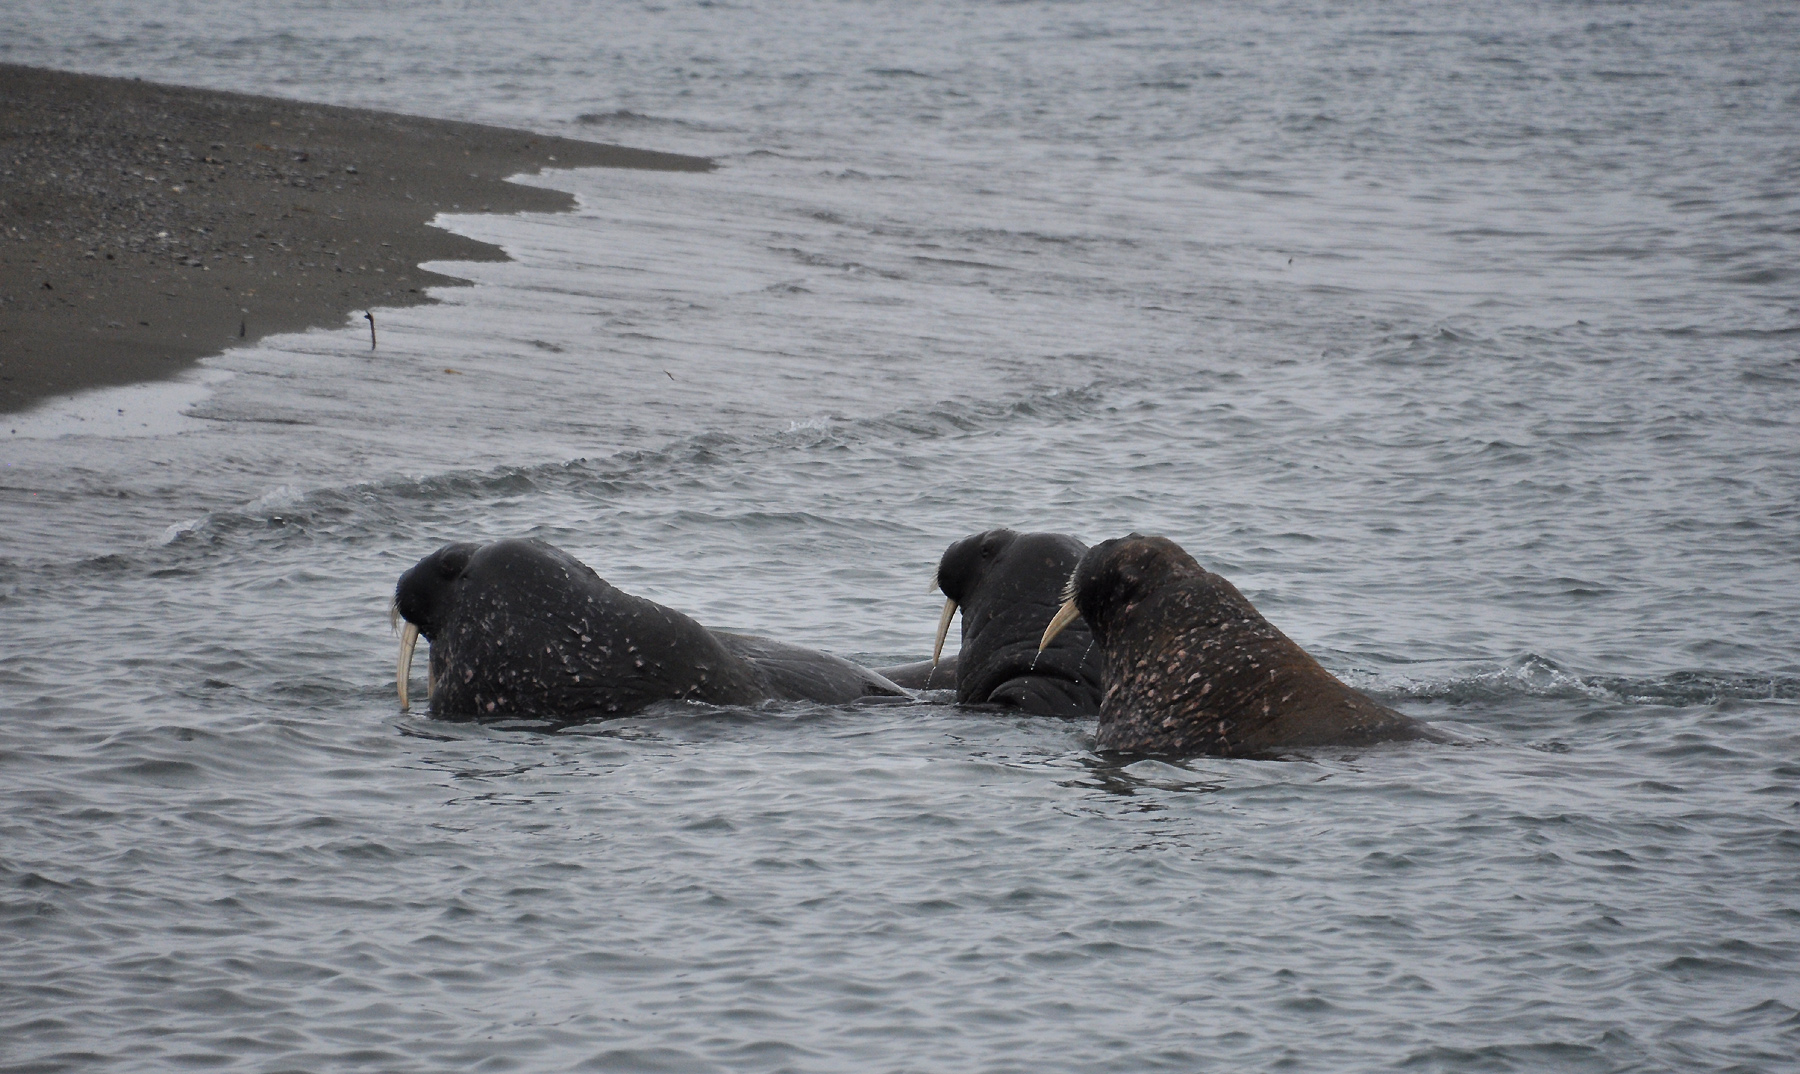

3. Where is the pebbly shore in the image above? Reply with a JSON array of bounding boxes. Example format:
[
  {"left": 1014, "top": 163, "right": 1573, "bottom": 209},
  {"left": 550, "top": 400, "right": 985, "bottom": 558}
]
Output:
[{"left": 0, "top": 64, "right": 713, "bottom": 414}]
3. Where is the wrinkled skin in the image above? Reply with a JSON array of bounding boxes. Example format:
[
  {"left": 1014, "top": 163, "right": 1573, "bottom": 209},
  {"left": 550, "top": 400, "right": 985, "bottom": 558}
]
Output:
[
  {"left": 393, "top": 538, "right": 907, "bottom": 722},
  {"left": 1056, "top": 534, "right": 1445, "bottom": 756},
  {"left": 929, "top": 529, "right": 1103, "bottom": 718}
]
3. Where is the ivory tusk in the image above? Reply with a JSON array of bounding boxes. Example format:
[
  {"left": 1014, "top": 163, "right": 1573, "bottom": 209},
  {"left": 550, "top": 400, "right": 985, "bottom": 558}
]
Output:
[
  {"left": 931, "top": 597, "right": 958, "bottom": 666},
  {"left": 1039, "top": 599, "right": 1081, "bottom": 651},
  {"left": 397, "top": 622, "right": 419, "bottom": 710}
]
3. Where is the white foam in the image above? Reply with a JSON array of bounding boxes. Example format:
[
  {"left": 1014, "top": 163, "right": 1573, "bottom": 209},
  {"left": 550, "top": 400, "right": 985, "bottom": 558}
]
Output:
[
  {"left": 4, "top": 366, "right": 234, "bottom": 440},
  {"left": 243, "top": 484, "right": 308, "bottom": 513},
  {"left": 157, "top": 518, "right": 206, "bottom": 546}
]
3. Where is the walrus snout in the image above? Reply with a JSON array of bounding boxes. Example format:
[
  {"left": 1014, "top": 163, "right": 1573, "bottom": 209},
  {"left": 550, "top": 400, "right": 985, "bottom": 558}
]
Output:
[
  {"left": 930, "top": 528, "right": 1020, "bottom": 667},
  {"left": 918, "top": 529, "right": 1104, "bottom": 717},
  {"left": 392, "top": 541, "right": 479, "bottom": 711}
]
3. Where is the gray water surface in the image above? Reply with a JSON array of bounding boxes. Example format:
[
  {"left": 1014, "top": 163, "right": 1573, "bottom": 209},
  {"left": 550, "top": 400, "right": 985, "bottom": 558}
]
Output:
[{"left": 3, "top": 2, "right": 1798, "bottom": 1071}]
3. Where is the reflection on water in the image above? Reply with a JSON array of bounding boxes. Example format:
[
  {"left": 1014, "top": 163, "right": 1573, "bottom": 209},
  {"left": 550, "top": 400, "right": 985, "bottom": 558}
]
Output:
[{"left": 3, "top": 0, "right": 1799, "bottom": 1070}]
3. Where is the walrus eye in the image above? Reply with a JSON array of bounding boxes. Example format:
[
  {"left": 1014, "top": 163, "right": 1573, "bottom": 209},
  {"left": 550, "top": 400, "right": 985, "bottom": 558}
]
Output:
[
  {"left": 1112, "top": 561, "right": 1148, "bottom": 602},
  {"left": 436, "top": 550, "right": 470, "bottom": 579}
]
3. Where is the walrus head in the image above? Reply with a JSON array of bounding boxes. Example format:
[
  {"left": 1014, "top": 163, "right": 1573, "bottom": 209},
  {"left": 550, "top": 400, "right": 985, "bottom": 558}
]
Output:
[
  {"left": 1040, "top": 533, "right": 1205, "bottom": 650},
  {"left": 931, "top": 527, "right": 1022, "bottom": 665},
  {"left": 391, "top": 541, "right": 479, "bottom": 710},
  {"left": 931, "top": 528, "right": 1103, "bottom": 716},
  {"left": 932, "top": 527, "right": 1093, "bottom": 663}
]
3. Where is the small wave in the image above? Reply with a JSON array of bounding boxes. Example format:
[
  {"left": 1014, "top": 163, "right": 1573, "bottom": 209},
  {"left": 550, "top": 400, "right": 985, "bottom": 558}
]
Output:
[
  {"left": 572, "top": 109, "right": 727, "bottom": 133},
  {"left": 1661, "top": 323, "right": 1800, "bottom": 339},
  {"left": 1721, "top": 266, "right": 1789, "bottom": 286},
  {"left": 948, "top": 226, "right": 1140, "bottom": 251},
  {"left": 911, "top": 254, "right": 1010, "bottom": 270},
  {"left": 244, "top": 485, "right": 308, "bottom": 514},
  {"left": 92, "top": 382, "right": 1114, "bottom": 572},
  {"left": 1400, "top": 1041, "right": 1614, "bottom": 1070},
  {"left": 1389, "top": 653, "right": 1800, "bottom": 705},
  {"left": 770, "top": 245, "right": 908, "bottom": 278},
  {"left": 158, "top": 518, "right": 206, "bottom": 546}
]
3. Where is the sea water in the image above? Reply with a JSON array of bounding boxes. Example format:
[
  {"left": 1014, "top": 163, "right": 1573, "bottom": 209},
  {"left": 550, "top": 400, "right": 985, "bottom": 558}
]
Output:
[{"left": 2, "top": 2, "right": 1798, "bottom": 1070}]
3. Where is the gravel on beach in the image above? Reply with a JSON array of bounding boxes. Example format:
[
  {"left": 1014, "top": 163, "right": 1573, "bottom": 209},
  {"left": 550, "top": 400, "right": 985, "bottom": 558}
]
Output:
[{"left": 0, "top": 64, "right": 712, "bottom": 414}]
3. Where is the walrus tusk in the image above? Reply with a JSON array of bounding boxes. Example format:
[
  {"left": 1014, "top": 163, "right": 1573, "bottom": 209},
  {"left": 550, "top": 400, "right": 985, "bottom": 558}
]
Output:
[
  {"left": 1039, "top": 599, "right": 1081, "bottom": 652},
  {"left": 931, "top": 597, "right": 957, "bottom": 666},
  {"left": 397, "top": 622, "right": 419, "bottom": 710}
]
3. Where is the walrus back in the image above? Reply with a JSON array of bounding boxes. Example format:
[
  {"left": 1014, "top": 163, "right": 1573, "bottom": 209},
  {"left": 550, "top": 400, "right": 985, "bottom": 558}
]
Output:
[
  {"left": 713, "top": 632, "right": 910, "bottom": 703},
  {"left": 429, "top": 540, "right": 766, "bottom": 720},
  {"left": 1095, "top": 571, "right": 1431, "bottom": 756}
]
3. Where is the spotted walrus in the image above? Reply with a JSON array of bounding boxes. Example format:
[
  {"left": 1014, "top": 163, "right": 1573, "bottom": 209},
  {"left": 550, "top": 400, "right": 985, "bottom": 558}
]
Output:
[
  {"left": 393, "top": 538, "right": 907, "bottom": 721},
  {"left": 1039, "top": 533, "right": 1443, "bottom": 756}
]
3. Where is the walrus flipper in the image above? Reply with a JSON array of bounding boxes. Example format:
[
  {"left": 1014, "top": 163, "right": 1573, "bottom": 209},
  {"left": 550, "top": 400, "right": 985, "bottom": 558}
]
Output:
[{"left": 713, "top": 632, "right": 911, "bottom": 703}]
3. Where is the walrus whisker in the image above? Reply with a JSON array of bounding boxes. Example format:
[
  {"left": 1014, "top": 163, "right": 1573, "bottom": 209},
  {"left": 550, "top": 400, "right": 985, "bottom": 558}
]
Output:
[
  {"left": 397, "top": 621, "right": 419, "bottom": 710},
  {"left": 931, "top": 597, "right": 957, "bottom": 666},
  {"left": 1039, "top": 598, "right": 1081, "bottom": 652}
]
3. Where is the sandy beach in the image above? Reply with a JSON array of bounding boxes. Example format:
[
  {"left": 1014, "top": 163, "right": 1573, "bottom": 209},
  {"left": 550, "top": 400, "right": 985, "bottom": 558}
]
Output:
[{"left": 0, "top": 64, "right": 712, "bottom": 414}]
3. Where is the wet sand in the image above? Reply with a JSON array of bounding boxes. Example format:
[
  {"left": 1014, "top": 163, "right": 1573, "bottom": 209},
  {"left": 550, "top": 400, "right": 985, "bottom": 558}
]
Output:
[{"left": 0, "top": 64, "right": 712, "bottom": 415}]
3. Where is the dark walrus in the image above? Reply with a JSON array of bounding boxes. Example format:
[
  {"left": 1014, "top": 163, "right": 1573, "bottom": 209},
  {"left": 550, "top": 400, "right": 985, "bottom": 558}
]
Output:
[
  {"left": 393, "top": 538, "right": 907, "bottom": 721},
  {"left": 1039, "top": 533, "right": 1443, "bottom": 756},
  {"left": 882, "top": 529, "right": 1103, "bottom": 717}
]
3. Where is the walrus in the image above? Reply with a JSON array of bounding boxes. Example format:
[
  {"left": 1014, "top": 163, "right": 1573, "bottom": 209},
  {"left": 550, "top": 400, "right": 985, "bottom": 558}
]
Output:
[
  {"left": 1039, "top": 534, "right": 1444, "bottom": 756},
  {"left": 901, "top": 528, "right": 1104, "bottom": 717},
  {"left": 393, "top": 538, "right": 907, "bottom": 721}
]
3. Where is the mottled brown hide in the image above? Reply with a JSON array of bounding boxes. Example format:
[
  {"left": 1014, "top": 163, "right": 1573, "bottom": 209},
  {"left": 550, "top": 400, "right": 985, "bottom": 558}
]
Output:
[{"left": 1063, "top": 535, "right": 1440, "bottom": 757}]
